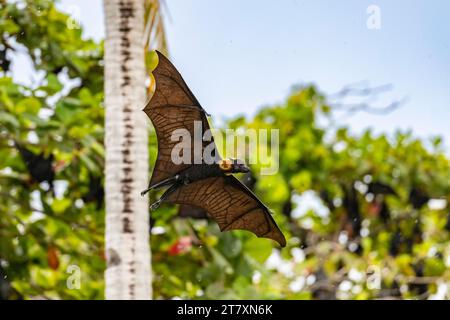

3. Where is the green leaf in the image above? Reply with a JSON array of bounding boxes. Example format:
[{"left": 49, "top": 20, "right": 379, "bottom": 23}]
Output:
[
  {"left": 218, "top": 233, "right": 242, "bottom": 259},
  {"left": 17, "top": 97, "right": 41, "bottom": 115},
  {"left": 243, "top": 237, "right": 272, "bottom": 264},
  {"left": 208, "top": 247, "right": 234, "bottom": 275},
  {"left": 51, "top": 198, "right": 71, "bottom": 214},
  {"left": 0, "top": 111, "right": 19, "bottom": 127},
  {"left": 45, "top": 74, "right": 63, "bottom": 94},
  {"left": 0, "top": 19, "right": 20, "bottom": 34},
  {"left": 55, "top": 100, "right": 78, "bottom": 123},
  {"left": 424, "top": 258, "right": 446, "bottom": 277},
  {"left": 79, "top": 153, "right": 98, "bottom": 172}
]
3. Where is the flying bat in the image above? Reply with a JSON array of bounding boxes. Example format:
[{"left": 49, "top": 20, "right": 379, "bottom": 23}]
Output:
[{"left": 141, "top": 51, "right": 286, "bottom": 247}]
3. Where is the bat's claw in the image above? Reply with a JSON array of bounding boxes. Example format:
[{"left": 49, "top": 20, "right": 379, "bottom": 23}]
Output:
[{"left": 149, "top": 200, "right": 161, "bottom": 211}]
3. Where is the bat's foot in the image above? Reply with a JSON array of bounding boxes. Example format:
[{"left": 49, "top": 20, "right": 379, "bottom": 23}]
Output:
[{"left": 149, "top": 200, "right": 161, "bottom": 211}]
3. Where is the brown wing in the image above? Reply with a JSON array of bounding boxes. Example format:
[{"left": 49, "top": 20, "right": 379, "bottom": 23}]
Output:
[
  {"left": 178, "top": 204, "right": 209, "bottom": 219},
  {"left": 144, "top": 51, "right": 219, "bottom": 187},
  {"left": 166, "top": 175, "right": 286, "bottom": 247}
]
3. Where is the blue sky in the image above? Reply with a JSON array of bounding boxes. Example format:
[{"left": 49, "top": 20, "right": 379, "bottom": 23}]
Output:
[{"left": 26, "top": 1, "right": 450, "bottom": 149}]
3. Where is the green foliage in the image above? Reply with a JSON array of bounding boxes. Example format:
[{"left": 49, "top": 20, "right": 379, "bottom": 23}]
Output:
[
  {"left": 1, "top": 0, "right": 450, "bottom": 300},
  {"left": 0, "top": 0, "right": 104, "bottom": 299},
  {"left": 228, "top": 88, "right": 450, "bottom": 300}
]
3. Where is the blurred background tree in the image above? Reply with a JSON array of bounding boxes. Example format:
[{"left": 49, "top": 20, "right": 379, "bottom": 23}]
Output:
[
  {"left": 1, "top": 0, "right": 449, "bottom": 300},
  {"left": 103, "top": 0, "right": 151, "bottom": 300},
  {"left": 0, "top": 0, "right": 104, "bottom": 299}
]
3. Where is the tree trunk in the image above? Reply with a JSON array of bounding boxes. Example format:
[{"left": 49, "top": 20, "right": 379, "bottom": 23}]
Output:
[{"left": 103, "top": 0, "right": 151, "bottom": 299}]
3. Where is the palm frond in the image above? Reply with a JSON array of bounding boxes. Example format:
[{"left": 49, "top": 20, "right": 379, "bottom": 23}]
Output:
[{"left": 144, "top": 0, "right": 168, "bottom": 56}]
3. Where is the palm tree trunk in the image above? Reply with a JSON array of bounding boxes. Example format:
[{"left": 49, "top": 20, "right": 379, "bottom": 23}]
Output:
[{"left": 103, "top": 0, "right": 151, "bottom": 299}]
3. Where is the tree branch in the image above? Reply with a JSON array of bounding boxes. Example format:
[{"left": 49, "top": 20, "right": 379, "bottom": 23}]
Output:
[{"left": 328, "top": 82, "right": 408, "bottom": 117}]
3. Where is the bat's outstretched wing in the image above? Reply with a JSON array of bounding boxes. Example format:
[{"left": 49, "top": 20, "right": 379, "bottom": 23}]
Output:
[
  {"left": 178, "top": 204, "right": 208, "bottom": 219},
  {"left": 166, "top": 175, "right": 286, "bottom": 247},
  {"left": 143, "top": 51, "right": 218, "bottom": 188}
]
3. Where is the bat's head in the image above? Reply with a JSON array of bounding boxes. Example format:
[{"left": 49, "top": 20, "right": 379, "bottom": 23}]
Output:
[{"left": 218, "top": 158, "right": 250, "bottom": 174}]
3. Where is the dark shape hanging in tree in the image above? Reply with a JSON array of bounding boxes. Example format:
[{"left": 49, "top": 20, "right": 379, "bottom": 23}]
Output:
[
  {"left": 409, "top": 187, "right": 429, "bottom": 210},
  {"left": 82, "top": 173, "right": 105, "bottom": 210},
  {"left": 15, "top": 142, "right": 55, "bottom": 193},
  {"left": 367, "top": 181, "right": 397, "bottom": 196}
]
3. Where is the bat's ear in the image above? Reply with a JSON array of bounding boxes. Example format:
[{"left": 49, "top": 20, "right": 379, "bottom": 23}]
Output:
[
  {"left": 225, "top": 158, "right": 250, "bottom": 173},
  {"left": 218, "top": 159, "right": 233, "bottom": 172}
]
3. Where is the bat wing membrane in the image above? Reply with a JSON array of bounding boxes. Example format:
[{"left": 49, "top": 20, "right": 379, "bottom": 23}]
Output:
[
  {"left": 144, "top": 51, "right": 219, "bottom": 187},
  {"left": 166, "top": 175, "right": 286, "bottom": 247}
]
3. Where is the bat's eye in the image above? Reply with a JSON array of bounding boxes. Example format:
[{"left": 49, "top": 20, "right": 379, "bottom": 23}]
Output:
[{"left": 218, "top": 159, "right": 233, "bottom": 171}]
